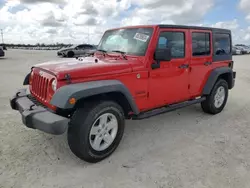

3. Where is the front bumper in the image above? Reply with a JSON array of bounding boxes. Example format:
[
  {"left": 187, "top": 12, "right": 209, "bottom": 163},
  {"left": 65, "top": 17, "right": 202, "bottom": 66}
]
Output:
[
  {"left": 10, "top": 89, "right": 69, "bottom": 135},
  {"left": 57, "top": 51, "right": 66, "bottom": 56}
]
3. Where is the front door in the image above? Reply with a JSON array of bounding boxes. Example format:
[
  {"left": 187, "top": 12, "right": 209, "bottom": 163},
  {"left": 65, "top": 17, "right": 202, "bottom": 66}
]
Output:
[{"left": 148, "top": 29, "right": 190, "bottom": 108}]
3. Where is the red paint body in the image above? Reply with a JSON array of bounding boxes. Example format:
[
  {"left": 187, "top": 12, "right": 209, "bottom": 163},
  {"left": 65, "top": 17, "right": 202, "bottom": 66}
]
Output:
[{"left": 29, "top": 25, "right": 231, "bottom": 113}]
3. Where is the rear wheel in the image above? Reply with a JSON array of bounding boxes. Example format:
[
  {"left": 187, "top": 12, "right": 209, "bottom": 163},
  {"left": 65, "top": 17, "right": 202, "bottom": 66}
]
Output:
[
  {"left": 67, "top": 101, "right": 125, "bottom": 163},
  {"left": 201, "top": 79, "right": 228, "bottom": 114}
]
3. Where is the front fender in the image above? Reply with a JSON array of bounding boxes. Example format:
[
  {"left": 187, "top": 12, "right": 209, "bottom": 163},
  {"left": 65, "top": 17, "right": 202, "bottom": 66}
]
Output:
[
  {"left": 23, "top": 73, "right": 31, "bottom": 85},
  {"left": 50, "top": 80, "right": 139, "bottom": 114}
]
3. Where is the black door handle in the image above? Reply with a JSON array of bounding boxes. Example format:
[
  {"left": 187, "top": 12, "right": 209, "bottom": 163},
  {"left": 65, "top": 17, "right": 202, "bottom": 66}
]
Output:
[
  {"left": 179, "top": 64, "right": 189, "bottom": 69},
  {"left": 204, "top": 62, "right": 212, "bottom": 66}
]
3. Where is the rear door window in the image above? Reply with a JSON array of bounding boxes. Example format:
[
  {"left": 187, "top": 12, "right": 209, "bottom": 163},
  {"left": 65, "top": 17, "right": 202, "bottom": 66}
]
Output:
[{"left": 192, "top": 32, "right": 211, "bottom": 56}]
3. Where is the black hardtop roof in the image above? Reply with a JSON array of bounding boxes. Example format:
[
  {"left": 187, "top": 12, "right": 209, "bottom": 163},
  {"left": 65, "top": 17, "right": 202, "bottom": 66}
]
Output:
[{"left": 158, "top": 24, "right": 231, "bottom": 33}]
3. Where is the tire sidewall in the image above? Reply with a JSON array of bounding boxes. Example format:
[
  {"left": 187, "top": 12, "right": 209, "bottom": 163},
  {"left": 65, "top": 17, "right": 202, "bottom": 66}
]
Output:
[
  {"left": 210, "top": 80, "right": 228, "bottom": 113},
  {"left": 79, "top": 103, "right": 125, "bottom": 160},
  {"left": 67, "top": 51, "right": 74, "bottom": 57}
]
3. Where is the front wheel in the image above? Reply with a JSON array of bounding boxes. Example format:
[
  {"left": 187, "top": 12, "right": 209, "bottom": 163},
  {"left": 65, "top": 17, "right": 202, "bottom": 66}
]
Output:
[
  {"left": 67, "top": 51, "right": 74, "bottom": 58},
  {"left": 67, "top": 101, "right": 125, "bottom": 163},
  {"left": 201, "top": 79, "right": 228, "bottom": 114}
]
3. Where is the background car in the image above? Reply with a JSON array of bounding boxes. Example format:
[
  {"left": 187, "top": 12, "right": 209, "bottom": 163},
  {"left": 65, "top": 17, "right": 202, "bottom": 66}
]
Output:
[
  {"left": 235, "top": 46, "right": 247, "bottom": 54},
  {"left": 2, "top": 45, "right": 7, "bottom": 50},
  {"left": 57, "top": 44, "right": 97, "bottom": 58},
  {"left": 0, "top": 46, "right": 5, "bottom": 57},
  {"left": 235, "top": 44, "right": 250, "bottom": 54},
  {"left": 243, "top": 46, "right": 250, "bottom": 54},
  {"left": 232, "top": 46, "right": 243, "bottom": 55}
]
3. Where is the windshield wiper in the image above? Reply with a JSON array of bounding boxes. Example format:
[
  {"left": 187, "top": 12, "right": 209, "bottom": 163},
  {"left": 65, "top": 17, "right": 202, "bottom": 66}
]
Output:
[
  {"left": 111, "top": 50, "right": 127, "bottom": 60},
  {"left": 97, "top": 49, "right": 107, "bottom": 56}
]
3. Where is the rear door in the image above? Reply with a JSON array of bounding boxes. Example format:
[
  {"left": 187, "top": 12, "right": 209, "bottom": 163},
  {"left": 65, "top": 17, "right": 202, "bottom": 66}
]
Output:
[{"left": 189, "top": 30, "right": 213, "bottom": 96}]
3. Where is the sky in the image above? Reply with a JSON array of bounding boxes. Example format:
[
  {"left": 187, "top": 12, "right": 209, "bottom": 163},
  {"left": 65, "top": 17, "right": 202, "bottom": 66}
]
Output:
[{"left": 0, "top": 0, "right": 250, "bottom": 45}]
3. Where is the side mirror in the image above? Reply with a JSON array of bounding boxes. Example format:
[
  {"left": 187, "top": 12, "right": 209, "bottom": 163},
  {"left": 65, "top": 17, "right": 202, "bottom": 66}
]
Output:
[
  {"left": 154, "top": 48, "right": 171, "bottom": 62},
  {"left": 151, "top": 48, "right": 171, "bottom": 69}
]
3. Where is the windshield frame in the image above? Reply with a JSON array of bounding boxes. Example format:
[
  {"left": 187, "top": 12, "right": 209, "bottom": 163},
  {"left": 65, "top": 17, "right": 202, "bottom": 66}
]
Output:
[{"left": 97, "top": 27, "right": 154, "bottom": 57}]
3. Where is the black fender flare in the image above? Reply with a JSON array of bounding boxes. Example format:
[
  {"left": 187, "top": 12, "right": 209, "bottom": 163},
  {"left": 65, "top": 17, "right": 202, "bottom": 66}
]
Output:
[
  {"left": 50, "top": 80, "right": 139, "bottom": 114},
  {"left": 23, "top": 73, "right": 31, "bottom": 85},
  {"left": 202, "top": 67, "right": 234, "bottom": 95}
]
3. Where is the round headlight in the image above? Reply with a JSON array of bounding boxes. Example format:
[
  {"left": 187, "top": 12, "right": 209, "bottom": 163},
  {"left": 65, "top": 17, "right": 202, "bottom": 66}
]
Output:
[{"left": 52, "top": 79, "right": 57, "bottom": 91}]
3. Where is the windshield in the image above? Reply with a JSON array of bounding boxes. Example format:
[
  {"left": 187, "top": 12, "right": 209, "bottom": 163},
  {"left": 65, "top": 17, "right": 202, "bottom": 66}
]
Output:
[
  {"left": 97, "top": 27, "right": 154, "bottom": 56},
  {"left": 70, "top": 44, "right": 79, "bottom": 48}
]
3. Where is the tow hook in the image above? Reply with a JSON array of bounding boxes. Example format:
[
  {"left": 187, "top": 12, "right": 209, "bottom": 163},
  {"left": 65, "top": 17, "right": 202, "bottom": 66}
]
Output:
[
  {"left": 16, "top": 92, "right": 21, "bottom": 97},
  {"left": 29, "top": 104, "right": 36, "bottom": 111}
]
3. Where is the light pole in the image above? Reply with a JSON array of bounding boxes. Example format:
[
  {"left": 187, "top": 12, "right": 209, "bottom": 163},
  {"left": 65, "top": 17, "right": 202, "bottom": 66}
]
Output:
[{"left": 0, "top": 29, "right": 4, "bottom": 44}]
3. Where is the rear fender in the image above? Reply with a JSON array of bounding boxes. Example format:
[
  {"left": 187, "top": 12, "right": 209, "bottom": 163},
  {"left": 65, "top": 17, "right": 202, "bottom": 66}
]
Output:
[{"left": 202, "top": 67, "right": 234, "bottom": 95}]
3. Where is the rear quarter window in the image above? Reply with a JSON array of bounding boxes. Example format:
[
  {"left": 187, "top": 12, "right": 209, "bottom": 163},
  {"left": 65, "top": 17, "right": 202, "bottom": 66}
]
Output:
[{"left": 214, "top": 33, "right": 231, "bottom": 55}]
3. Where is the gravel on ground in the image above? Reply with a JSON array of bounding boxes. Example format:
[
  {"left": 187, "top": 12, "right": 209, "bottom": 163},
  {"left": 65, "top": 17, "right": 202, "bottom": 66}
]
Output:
[{"left": 1, "top": 50, "right": 250, "bottom": 188}]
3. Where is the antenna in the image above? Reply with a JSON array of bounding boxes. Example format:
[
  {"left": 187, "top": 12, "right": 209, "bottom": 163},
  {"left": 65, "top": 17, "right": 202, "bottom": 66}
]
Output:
[{"left": 88, "top": 26, "right": 90, "bottom": 44}]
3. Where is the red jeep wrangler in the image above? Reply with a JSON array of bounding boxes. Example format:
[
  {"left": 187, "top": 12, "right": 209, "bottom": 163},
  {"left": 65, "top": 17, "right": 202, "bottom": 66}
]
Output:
[{"left": 10, "top": 25, "right": 236, "bottom": 163}]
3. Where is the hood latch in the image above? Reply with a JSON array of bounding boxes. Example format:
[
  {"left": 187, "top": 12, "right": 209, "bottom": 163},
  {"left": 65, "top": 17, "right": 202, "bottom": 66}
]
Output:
[{"left": 65, "top": 73, "right": 72, "bottom": 84}]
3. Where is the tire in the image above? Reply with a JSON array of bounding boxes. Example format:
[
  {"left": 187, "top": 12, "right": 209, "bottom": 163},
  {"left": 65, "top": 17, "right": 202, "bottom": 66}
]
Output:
[
  {"left": 67, "top": 51, "right": 74, "bottom": 57},
  {"left": 67, "top": 101, "right": 125, "bottom": 163},
  {"left": 201, "top": 79, "right": 228, "bottom": 114}
]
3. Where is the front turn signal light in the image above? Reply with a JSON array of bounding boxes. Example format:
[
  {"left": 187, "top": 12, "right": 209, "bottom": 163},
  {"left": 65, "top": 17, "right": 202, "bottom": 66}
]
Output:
[{"left": 69, "top": 97, "right": 76, "bottom": 105}]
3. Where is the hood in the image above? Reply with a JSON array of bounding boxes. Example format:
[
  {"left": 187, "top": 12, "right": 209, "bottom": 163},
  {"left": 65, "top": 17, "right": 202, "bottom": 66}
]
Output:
[{"left": 33, "top": 56, "right": 136, "bottom": 80}]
